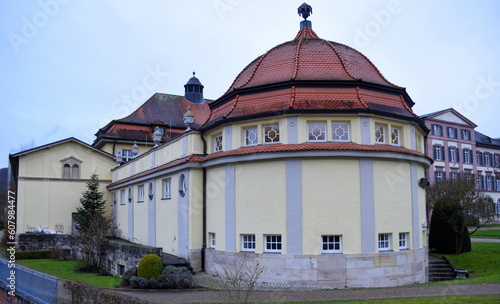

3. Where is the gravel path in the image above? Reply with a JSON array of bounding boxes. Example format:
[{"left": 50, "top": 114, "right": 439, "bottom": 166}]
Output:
[{"left": 119, "top": 283, "right": 500, "bottom": 303}]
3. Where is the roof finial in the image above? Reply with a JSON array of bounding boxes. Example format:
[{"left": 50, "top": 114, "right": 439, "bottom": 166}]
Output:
[
  {"left": 298, "top": 3, "right": 312, "bottom": 29},
  {"left": 193, "top": 71, "right": 196, "bottom": 76}
]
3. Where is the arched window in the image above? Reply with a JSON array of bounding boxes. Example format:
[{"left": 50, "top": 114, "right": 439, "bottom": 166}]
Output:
[
  {"left": 60, "top": 157, "right": 82, "bottom": 179},
  {"left": 63, "top": 164, "right": 70, "bottom": 179},
  {"left": 71, "top": 164, "right": 80, "bottom": 179}
]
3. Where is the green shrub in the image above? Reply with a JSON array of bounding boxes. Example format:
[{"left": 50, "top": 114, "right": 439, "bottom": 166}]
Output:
[
  {"left": 120, "top": 266, "right": 137, "bottom": 287},
  {"left": 129, "top": 276, "right": 148, "bottom": 289},
  {"left": 16, "top": 250, "right": 53, "bottom": 259},
  {"left": 137, "top": 254, "right": 163, "bottom": 280},
  {"left": 160, "top": 266, "right": 193, "bottom": 289}
]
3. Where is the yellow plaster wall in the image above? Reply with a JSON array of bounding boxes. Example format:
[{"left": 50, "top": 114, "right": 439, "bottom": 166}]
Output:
[
  {"left": 16, "top": 141, "right": 115, "bottom": 233},
  {"left": 189, "top": 170, "right": 204, "bottom": 250},
  {"left": 235, "top": 161, "right": 286, "bottom": 254},
  {"left": 155, "top": 174, "right": 179, "bottom": 256},
  {"left": 205, "top": 167, "right": 226, "bottom": 251},
  {"left": 133, "top": 188, "right": 149, "bottom": 245},
  {"left": 373, "top": 160, "right": 413, "bottom": 250},
  {"left": 115, "top": 189, "right": 129, "bottom": 240},
  {"left": 302, "top": 159, "right": 362, "bottom": 254}
]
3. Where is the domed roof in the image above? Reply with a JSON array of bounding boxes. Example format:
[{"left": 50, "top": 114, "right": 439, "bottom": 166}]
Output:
[
  {"left": 205, "top": 22, "right": 417, "bottom": 128},
  {"left": 224, "top": 27, "right": 400, "bottom": 94}
]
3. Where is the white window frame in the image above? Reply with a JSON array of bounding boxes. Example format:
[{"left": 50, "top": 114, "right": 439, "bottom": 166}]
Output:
[
  {"left": 264, "top": 235, "right": 282, "bottom": 253},
  {"left": 375, "top": 125, "right": 386, "bottom": 144},
  {"left": 464, "top": 149, "right": 470, "bottom": 163},
  {"left": 321, "top": 235, "right": 342, "bottom": 253},
  {"left": 435, "top": 171, "right": 443, "bottom": 182},
  {"left": 214, "top": 134, "right": 223, "bottom": 152},
  {"left": 447, "top": 127, "right": 456, "bottom": 139},
  {"left": 244, "top": 127, "right": 258, "bottom": 146},
  {"left": 390, "top": 127, "right": 401, "bottom": 146},
  {"left": 163, "top": 178, "right": 172, "bottom": 199},
  {"left": 263, "top": 124, "right": 280, "bottom": 143},
  {"left": 399, "top": 233, "right": 408, "bottom": 250},
  {"left": 434, "top": 146, "right": 441, "bottom": 160},
  {"left": 485, "top": 153, "right": 490, "bottom": 166},
  {"left": 449, "top": 147, "right": 456, "bottom": 162},
  {"left": 378, "top": 233, "right": 391, "bottom": 251},
  {"left": 307, "top": 122, "right": 327, "bottom": 142},
  {"left": 241, "top": 234, "right": 256, "bottom": 252},
  {"left": 461, "top": 129, "right": 470, "bottom": 140},
  {"left": 331, "top": 122, "right": 350, "bottom": 142},
  {"left": 138, "top": 185, "right": 145, "bottom": 202},
  {"left": 486, "top": 176, "right": 492, "bottom": 191},
  {"left": 209, "top": 233, "right": 216, "bottom": 249},
  {"left": 120, "top": 189, "right": 126, "bottom": 205}
]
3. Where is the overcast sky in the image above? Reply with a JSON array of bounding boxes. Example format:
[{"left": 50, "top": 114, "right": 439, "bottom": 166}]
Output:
[{"left": 2, "top": 0, "right": 500, "bottom": 169}]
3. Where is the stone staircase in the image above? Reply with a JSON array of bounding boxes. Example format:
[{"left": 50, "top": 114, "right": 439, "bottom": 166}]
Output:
[{"left": 428, "top": 255, "right": 456, "bottom": 282}]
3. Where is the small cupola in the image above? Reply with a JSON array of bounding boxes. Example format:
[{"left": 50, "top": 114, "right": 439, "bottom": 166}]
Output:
[{"left": 184, "top": 72, "right": 204, "bottom": 104}]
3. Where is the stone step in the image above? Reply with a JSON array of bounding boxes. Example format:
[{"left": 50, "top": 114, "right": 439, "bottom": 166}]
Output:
[{"left": 428, "top": 255, "right": 456, "bottom": 282}]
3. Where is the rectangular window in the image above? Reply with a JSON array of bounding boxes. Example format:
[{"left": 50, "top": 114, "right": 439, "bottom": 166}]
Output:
[
  {"left": 476, "top": 152, "right": 480, "bottom": 165},
  {"left": 163, "top": 178, "right": 172, "bottom": 199},
  {"left": 496, "top": 177, "right": 500, "bottom": 191},
  {"left": 307, "top": 122, "right": 326, "bottom": 141},
  {"left": 209, "top": 233, "right": 216, "bottom": 249},
  {"left": 120, "top": 189, "right": 126, "bottom": 205},
  {"left": 322, "top": 235, "right": 342, "bottom": 253},
  {"left": 495, "top": 154, "right": 500, "bottom": 167},
  {"left": 485, "top": 153, "right": 490, "bottom": 166},
  {"left": 331, "top": 122, "right": 350, "bottom": 142},
  {"left": 447, "top": 127, "right": 456, "bottom": 139},
  {"left": 461, "top": 129, "right": 470, "bottom": 140},
  {"left": 138, "top": 185, "right": 145, "bottom": 202},
  {"left": 263, "top": 124, "right": 280, "bottom": 143},
  {"left": 214, "top": 134, "right": 223, "bottom": 152},
  {"left": 375, "top": 125, "right": 386, "bottom": 144},
  {"left": 378, "top": 233, "right": 391, "bottom": 251},
  {"left": 399, "top": 233, "right": 408, "bottom": 250},
  {"left": 435, "top": 171, "right": 443, "bottom": 182},
  {"left": 449, "top": 147, "right": 456, "bottom": 162},
  {"left": 463, "top": 149, "right": 470, "bottom": 163},
  {"left": 390, "top": 127, "right": 401, "bottom": 146},
  {"left": 391, "top": 127, "right": 401, "bottom": 146},
  {"left": 265, "top": 235, "right": 282, "bottom": 253},
  {"left": 122, "top": 149, "right": 133, "bottom": 161},
  {"left": 432, "top": 124, "right": 443, "bottom": 136},
  {"left": 486, "top": 176, "right": 492, "bottom": 191},
  {"left": 241, "top": 234, "right": 256, "bottom": 252},
  {"left": 244, "top": 127, "right": 258, "bottom": 146},
  {"left": 450, "top": 172, "right": 458, "bottom": 180}
]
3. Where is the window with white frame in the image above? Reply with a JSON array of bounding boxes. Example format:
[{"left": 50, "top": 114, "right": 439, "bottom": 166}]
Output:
[
  {"left": 214, "top": 134, "right": 223, "bottom": 152},
  {"left": 486, "top": 176, "right": 492, "bottom": 191},
  {"left": 496, "top": 178, "right": 500, "bottom": 191},
  {"left": 265, "top": 235, "right": 282, "bottom": 253},
  {"left": 435, "top": 171, "right": 443, "bottom": 182},
  {"left": 375, "top": 125, "right": 386, "bottom": 144},
  {"left": 485, "top": 153, "right": 491, "bottom": 166},
  {"left": 495, "top": 154, "right": 500, "bottom": 167},
  {"left": 433, "top": 145, "right": 442, "bottom": 160},
  {"left": 391, "top": 127, "right": 401, "bottom": 146},
  {"left": 432, "top": 124, "right": 443, "bottom": 136},
  {"left": 120, "top": 189, "right": 126, "bottom": 205},
  {"left": 331, "top": 122, "right": 350, "bottom": 142},
  {"left": 138, "top": 185, "right": 145, "bottom": 202},
  {"left": 399, "top": 233, "right": 408, "bottom": 250},
  {"left": 209, "top": 233, "right": 216, "bottom": 248},
  {"left": 449, "top": 147, "right": 457, "bottom": 162},
  {"left": 322, "top": 235, "right": 342, "bottom": 253},
  {"left": 450, "top": 172, "right": 458, "bottom": 180},
  {"left": 241, "top": 234, "right": 256, "bottom": 252},
  {"left": 378, "top": 233, "right": 391, "bottom": 251},
  {"left": 244, "top": 127, "right": 258, "bottom": 146},
  {"left": 307, "top": 122, "right": 326, "bottom": 141},
  {"left": 461, "top": 129, "right": 470, "bottom": 140},
  {"left": 463, "top": 149, "right": 470, "bottom": 163},
  {"left": 263, "top": 124, "right": 280, "bottom": 143},
  {"left": 447, "top": 127, "right": 456, "bottom": 139},
  {"left": 163, "top": 178, "right": 171, "bottom": 199}
]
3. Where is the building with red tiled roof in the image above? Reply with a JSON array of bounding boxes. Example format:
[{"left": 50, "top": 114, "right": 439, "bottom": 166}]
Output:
[{"left": 107, "top": 4, "right": 432, "bottom": 288}]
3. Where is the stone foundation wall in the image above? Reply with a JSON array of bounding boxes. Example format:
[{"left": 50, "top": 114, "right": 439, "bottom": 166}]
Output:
[
  {"left": 17, "top": 233, "right": 74, "bottom": 251},
  {"left": 205, "top": 248, "right": 428, "bottom": 288},
  {"left": 106, "top": 240, "right": 163, "bottom": 275}
]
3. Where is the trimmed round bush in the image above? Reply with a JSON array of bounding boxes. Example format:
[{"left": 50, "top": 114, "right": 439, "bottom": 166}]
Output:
[
  {"left": 137, "top": 254, "right": 163, "bottom": 280},
  {"left": 120, "top": 266, "right": 137, "bottom": 287}
]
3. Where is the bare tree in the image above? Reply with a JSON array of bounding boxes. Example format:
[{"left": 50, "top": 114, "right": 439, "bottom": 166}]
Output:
[
  {"left": 77, "top": 214, "right": 113, "bottom": 274},
  {"left": 427, "top": 175, "right": 495, "bottom": 253},
  {"left": 211, "top": 254, "right": 263, "bottom": 304}
]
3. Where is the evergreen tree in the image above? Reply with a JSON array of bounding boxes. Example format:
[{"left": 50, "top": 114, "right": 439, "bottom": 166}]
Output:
[{"left": 75, "top": 173, "right": 106, "bottom": 233}]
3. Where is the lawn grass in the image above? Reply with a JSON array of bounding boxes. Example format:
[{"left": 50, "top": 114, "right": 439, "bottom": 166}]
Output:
[
  {"left": 250, "top": 295, "right": 500, "bottom": 304},
  {"left": 470, "top": 230, "right": 500, "bottom": 238},
  {"left": 432, "top": 242, "right": 500, "bottom": 284},
  {"left": 18, "top": 259, "right": 121, "bottom": 287}
]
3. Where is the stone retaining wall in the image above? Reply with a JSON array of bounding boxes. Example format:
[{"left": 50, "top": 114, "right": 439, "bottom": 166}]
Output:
[{"left": 205, "top": 248, "right": 428, "bottom": 288}]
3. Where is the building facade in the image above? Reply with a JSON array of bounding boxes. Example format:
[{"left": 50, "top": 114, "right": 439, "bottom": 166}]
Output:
[{"left": 107, "top": 11, "right": 431, "bottom": 288}]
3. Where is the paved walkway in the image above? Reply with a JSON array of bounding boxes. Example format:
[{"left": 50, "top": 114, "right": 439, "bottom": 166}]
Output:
[{"left": 119, "top": 283, "right": 500, "bottom": 303}]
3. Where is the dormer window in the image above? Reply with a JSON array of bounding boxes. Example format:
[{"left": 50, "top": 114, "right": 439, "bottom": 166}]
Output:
[{"left": 60, "top": 157, "right": 82, "bottom": 179}]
